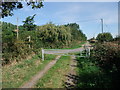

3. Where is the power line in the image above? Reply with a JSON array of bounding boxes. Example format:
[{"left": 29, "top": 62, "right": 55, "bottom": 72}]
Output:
[
  {"left": 93, "top": 21, "right": 101, "bottom": 38},
  {"left": 104, "top": 23, "right": 111, "bottom": 33},
  {"left": 54, "top": 18, "right": 100, "bottom": 25}
]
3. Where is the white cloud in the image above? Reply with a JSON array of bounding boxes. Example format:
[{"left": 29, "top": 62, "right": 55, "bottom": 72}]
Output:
[
  {"left": 53, "top": 4, "right": 83, "bottom": 24},
  {"left": 53, "top": 2, "right": 118, "bottom": 25}
]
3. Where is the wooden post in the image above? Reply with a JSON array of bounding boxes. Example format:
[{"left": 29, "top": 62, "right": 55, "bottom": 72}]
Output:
[
  {"left": 80, "top": 51, "right": 82, "bottom": 56},
  {"left": 28, "top": 36, "right": 31, "bottom": 48},
  {"left": 42, "top": 48, "right": 44, "bottom": 61},
  {"left": 88, "top": 47, "right": 90, "bottom": 56},
  {"left": 27, "top": 36, "right": 31, "bottom": 48},
  {"left": 84, "top": 45, "right": 88, "bottom": 57},
  {"left": 86, "top": 48, "right": 88, "bottom": 57}
]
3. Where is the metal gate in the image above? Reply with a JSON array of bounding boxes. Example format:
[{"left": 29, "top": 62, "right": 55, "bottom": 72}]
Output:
[{"left": 41, "top": 44, "right": 93, "bottom": 61}]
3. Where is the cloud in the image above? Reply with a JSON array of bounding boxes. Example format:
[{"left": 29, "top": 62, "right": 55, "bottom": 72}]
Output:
[
  {"left": 53, "top": 2, "right": 118, "bottom": 26},
  {"left": 53, "top": 4, "right": 83, "bottom": 24}
]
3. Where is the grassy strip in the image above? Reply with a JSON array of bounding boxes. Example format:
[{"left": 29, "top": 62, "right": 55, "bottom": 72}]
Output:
[
  {"left": 2, "top": 54, "right": 56, "bottom": 88},
  {"left": 76, "top": 57, "right": 112, "bottom": 88},
  {"left": 46, "top": 41, "right": 86, "bottom": 50},
  {"left": 61, "top": 41, "right": 86, "bottom": 49},
  {"left": 35, "top": 56, "right": 71, "bottom": 88}
]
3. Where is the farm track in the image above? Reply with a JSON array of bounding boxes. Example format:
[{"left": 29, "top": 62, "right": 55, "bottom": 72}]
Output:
[
  {"left": 20, "top": 42, "right": 91, "bottom": 88},
  {"left": 20, "top": 55, "right": 61, "bottom": 88}
]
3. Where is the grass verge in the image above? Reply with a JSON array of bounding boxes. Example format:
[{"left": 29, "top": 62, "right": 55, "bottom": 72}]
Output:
[
  {"left": 2, "top": 54, "right": 56, "bottom": 88},
  {"left": 47, "top": 41, "right": 86, "bottom": 50},
  {"left": 35, "top": 56, "right": 71, "bottom": 88},
  {"left": 65, "top": 41, "right": 86, "bottom": 49},
  {"left": 76, "top": 57, "right": 112, "bottom": 88}
]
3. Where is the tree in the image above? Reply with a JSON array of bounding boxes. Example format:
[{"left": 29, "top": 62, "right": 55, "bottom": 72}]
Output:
[
  {"left": 1, "top": 0, "right": 43, "bottom": 18},
  {"left": 22, "top": 14, "right": 36, "bottom": 31},
  {"left": 96, "top": 32, "right": 113, "bottom": 42},
  {"left": 65, "top": 23, "right": 87, "bottom": 41}
]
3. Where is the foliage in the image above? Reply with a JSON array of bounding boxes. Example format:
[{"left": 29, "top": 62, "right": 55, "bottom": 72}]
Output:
[
  {"left": 91, "top": 43, "right": 120, "bottom": 73},
  {"left": 65, "top": 23, "right": 87, "bottom": 41},
  {"left": 96, "top": 32, "right": 113, "bottom": 42},
  {"left": 37, "top": 23, "right": 87, "bottom": 48},
  {"left": 37, "top": 23, "right": 72, "bottom": 48},
  {"left": 76, "top": 57, "right": 112, "bottom": 88},
  {"left": 2, "top": 21, "right": 34, "bottom": 65},
  {"left": 1, "top": 1, "right": 43, "bottom": 18},
  {"left": 112, "top": 36, "right": 120, "bottom": 45},
  {"left": 2, "top": 21, "right": 86, "bottom": 65},
  {"left": 89, "top": 43, "right": 120, "bottom": 88},
  {"left": 22, "top": 14, "right": 36, "bottom": 31}
]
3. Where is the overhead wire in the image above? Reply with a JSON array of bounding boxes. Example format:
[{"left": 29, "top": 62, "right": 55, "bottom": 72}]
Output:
[
  {"left": 104, "top": 22, "right": 111, "bottom": 33},
  {"left": 54, "top": 18, "right": 100, "bottom": 25}
]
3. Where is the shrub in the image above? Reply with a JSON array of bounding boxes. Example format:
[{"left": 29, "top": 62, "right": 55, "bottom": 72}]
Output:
[
  {"left": 91, "top": 43, "right": 120, "bottom": 72},
  {"left": 96, "top": 32, "right": 113, "bottom": 42}
]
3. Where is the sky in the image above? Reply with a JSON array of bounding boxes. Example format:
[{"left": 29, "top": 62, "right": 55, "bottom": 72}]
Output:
[{"left": 1, "top": 1, "right": 118, "bottom": 39}]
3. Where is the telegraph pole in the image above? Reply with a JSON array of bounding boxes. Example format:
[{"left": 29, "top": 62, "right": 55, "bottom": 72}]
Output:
[
  {"left": 101, "top": 18, "right": 103, "bottom": 33},
  {"left": 17, "top": 17, "right": 19, "bottom": 39}
]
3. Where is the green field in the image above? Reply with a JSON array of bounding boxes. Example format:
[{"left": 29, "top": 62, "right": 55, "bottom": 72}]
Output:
[{"left": 2, "top": 54, "right": 56, "bottom": 88}]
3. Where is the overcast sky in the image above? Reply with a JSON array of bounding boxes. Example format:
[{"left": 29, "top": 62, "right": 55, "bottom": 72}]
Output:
[{"left": 1, "top": 1, "right": 118, "bottom": 39}]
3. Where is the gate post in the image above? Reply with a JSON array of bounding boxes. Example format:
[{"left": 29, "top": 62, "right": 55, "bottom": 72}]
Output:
[
  {"left": 42, "top": 48, "right": 44, "bottom": 61},
  {"left": 88, "top": 47, "right": 90, "bottom": 56}
]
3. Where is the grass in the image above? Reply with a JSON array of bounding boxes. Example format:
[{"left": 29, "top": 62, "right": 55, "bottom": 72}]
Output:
[
  {"left": 2, "top": 54, "right": 56, "bottom": 88},
  {"left": 35, "top": 56, "right": 71, "bottom": 88},
  {"left": 64, "top": 41, "right": 86, "bottom": 49},
  {"left": 46, "top": 41, "right": 86, "bottom": 50},
  {"left": 76, "top": 57, "right": 113, "bottom": 88}
]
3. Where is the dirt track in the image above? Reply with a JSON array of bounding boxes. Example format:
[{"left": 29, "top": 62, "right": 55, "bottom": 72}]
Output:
[
  {"left": 19, "top": 55, "right": 61, "bottom": 88},
  {"left": 19, "top": 42, "right": 91, "bottom": 88}
]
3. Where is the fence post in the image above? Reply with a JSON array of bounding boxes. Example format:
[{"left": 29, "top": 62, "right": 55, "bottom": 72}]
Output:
[
  {"left": 80, "top": 51, "right": 82, "bottom": 56},
  {"left": 42, "top": 48, "right": 44, "bottom": 61},
  {"left": 88, "top": 47, "right": 90, "bottom": 56},
  {"left": 85, "top": 46, "right": 88, "bottom": 57}
]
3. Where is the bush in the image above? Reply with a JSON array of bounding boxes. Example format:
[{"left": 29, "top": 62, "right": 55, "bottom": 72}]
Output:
[
  {"left": 91, "top": 43, "right": 120, "bottom": 72},
  {"left": 96, "top": 32, "right": 113, "bottom": 42}
]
